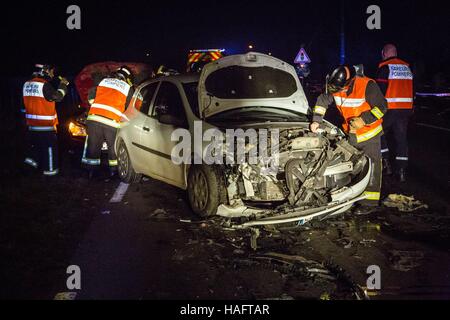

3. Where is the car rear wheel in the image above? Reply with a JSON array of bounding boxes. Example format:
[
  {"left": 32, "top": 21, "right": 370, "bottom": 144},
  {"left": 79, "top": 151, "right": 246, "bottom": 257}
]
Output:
[
  {"left": 117, "top": 140, "right": 142, "bottom": 184},
  {"left": 187, "top": 165, "right": 228, "bottom": 217}
]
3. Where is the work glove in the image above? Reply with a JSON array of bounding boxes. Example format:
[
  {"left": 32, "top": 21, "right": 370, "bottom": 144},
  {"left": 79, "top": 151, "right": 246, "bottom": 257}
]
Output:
[
  {"left": 349, "top": 117, "right": 365, "bottom": 132},
  {"left": 310, "top": 122, "right": 320, "bottom": 133}
]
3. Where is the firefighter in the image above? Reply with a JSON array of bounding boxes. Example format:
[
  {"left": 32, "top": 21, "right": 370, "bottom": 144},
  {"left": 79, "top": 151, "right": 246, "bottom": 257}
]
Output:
[
  {"left": 377, "top": 44, "right": 414, "bottom": 182},
  {"left": 22, "top": 64, "right": 69, "bottom": 176},
  {"left": 310, "top": 65, "right": 388, "bottom": 215},
  {"left": 82, "top": 66, "right": 134, "bottom": 179}
]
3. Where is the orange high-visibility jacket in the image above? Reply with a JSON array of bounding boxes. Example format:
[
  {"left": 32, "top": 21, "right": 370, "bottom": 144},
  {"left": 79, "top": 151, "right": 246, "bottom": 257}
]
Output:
[
  {"left": 378, "top": 58, "right": 413, "bottom": 110},
  {"left": 333, "top": 77, "right": 383, "bottom": 143},
  {"left": 88, "top": 78, "right": 131, "bottom": 127},
  {"left": 23, "top": 78, "right": 58, "bottom": 130}
]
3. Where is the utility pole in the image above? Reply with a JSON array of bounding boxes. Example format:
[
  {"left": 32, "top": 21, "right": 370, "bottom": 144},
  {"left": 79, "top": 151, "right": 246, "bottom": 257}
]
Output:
[{"left": 340, "top": 0, "right": 346, "bottom": 65}]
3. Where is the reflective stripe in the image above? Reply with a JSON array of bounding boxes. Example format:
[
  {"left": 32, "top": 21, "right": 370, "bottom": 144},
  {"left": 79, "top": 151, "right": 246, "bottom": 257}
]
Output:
[
  {"left": 26, "top": 114, "right": 57, "bottom": 120},
  {"left": 381, "top": 148, "right": 389, "bottom": 153},
  {"left": 314, "top": 106, "right": 327, "bottom": 116},
  {"left": 90, "top": 103, "right": 125, "bottom": 118},
  {"left": 48, "top": 147, "right": 53, "bottom": 172},
  {"left": 356, "top": 124, "right": 383, "bottom": 143},
  {"left": 43, "top": 169, "right": 59, "bottom": 176},
  {"left": 81, "top": 158, "right": 101, "bottom": 165},
  {"left": 334, "top": 97, "right": 365, "bottom": 108},
  {"left": 396, "top": 157, "right": 409, "bottom": 161},
  {"left": 89, "top": 105, "right": 129, "bottom": 121},
  {"left": 386, "top": 98, "right": 414, "bottom": 103},
  {"left": 87, "top": 114, "right": 121, "bottom": 128},
  {"left": 371, "top": 107, "right": 384, "bottom": 120},
  {"left": 416, "top": 93, "right": 450, "bottom": 97},
  {"left": 28, "top": 126, "right": 56, "bottom": 131},
  {"left": 58, "top": 89, "right": 66, "bottom": 96},
  {"left": 120, "top": 68, "right": 131, "bottom": 76},
  {"left": 363, "top": 191, "right": 381, "bottom": 201},
  {"left": 24, "top": 158, "right": 38, "bottom": 168},
  {"left": 109, "top": 159, "right": 118, "bottom": 166}
]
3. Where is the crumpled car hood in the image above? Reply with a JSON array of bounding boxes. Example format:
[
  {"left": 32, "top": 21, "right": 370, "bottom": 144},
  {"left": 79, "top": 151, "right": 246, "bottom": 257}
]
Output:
[{"left": 198, "top": 52, "right": 309, "bottom": 118}]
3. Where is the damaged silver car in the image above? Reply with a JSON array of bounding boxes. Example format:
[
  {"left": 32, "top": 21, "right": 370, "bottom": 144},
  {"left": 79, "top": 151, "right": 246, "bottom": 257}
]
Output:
[{"left": 116, "top": 52, "right": 371, "bottom": 228}]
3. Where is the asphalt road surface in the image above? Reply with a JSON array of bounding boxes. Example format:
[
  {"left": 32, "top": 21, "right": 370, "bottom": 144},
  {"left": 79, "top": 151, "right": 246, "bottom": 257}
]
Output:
[{"left": 1, "top": 104, "right": 449, "bottom": 300}]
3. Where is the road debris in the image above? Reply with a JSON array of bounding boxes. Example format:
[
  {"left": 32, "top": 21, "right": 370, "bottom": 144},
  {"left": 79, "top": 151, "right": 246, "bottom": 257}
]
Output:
[
  {"left": 359, "top": 239, "right": 377, "bottom": 247},
  {"left": 250, "top": 228, "right": 260, "bottom": 251},
  {"left": 148, "top": 208, "right": 169, "bottom": 220},
  {"left": 389, "top": 250, "right": 425, "bottom": 272},
  {"left": 383, "top": 194, "right": 429, "bottom": 212},
  {"left": 358, "top": 222, "right": 381, "bottom": 233},
  {"left": 53, "top": 292, "right": 77, "bottom": 300},
  {"left": 265, "top": 294, "right": 295, "bottom": 300},
  {"left": 320, "top": 292, "right": 331, "bottom": 300},
  {"left": 206, "top": 239, "right": 226, "bottom": 248}
]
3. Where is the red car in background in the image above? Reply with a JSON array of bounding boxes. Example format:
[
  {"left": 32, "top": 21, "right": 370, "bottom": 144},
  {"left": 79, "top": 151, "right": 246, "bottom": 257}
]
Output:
[{"left": 68, "top": 61, "right": 154, "bottom": 139}]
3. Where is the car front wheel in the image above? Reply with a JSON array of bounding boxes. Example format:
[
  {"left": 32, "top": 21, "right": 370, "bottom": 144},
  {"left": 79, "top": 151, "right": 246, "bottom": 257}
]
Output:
[
  {"left": 187, "top": 165, "right": 228, "bottom": 217},
  {"left": 117, "top": 140, "right": 142, "bottom": 184}
]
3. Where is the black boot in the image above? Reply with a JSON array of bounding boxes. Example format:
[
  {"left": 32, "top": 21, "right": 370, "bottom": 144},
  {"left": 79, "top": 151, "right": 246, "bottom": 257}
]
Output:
[
  {"left": 398, "top": 168, "right": 407, "bottom": 183},
  {"left": 382, "top": 159, "right": 393, "bottom": 176},
  {"left": 109, "top": 168, "right": 118, "bottom": 179},
  {"left": 88, "top": 169, "right": 96, "bottom": 180}
]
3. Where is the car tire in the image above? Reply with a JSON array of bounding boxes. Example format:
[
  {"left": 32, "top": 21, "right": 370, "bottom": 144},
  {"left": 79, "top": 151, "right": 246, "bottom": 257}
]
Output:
[
  {"left": 117, "top": 140, "right": 142, "bottom": 184},
  {"left": 187, "top": 165, "right": 228, "bottom": 217}
]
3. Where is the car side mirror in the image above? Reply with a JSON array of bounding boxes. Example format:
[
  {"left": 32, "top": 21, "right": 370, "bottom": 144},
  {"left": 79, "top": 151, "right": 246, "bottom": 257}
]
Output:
[{"left": 159, "top": 114, "right": 188, "bottom": 128}]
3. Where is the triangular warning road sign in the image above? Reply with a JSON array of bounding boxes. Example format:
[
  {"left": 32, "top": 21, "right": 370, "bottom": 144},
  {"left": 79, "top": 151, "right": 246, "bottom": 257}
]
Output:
[{"left": 294, "top": 48, "right": 311, "bottom": 64}]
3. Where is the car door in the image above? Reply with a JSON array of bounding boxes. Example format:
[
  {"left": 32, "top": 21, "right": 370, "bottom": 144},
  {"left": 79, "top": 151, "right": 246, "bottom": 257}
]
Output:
[
  {"left": 140, "top": 81, "right": 189, "bottom": 188},
  {"left": 126, "top": 81, "right": 160, "bottom": 174}
]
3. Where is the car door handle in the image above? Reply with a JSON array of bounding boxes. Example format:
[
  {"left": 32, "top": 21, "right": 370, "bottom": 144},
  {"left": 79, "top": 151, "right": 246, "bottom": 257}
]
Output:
[{"left": 143, "top": 126, "right": 150, "bottom": 132}]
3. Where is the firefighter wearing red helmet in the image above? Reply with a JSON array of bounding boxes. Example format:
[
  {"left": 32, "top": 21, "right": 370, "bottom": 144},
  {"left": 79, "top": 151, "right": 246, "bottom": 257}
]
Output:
[
  {"left": 376, "top": 44, "right": 414, "bottom": 183},
  {"left": 82, "top": 66, "right": 135, "bottom": 179},
  {"left": 310, "top": 65, "right": 388, "bottom": 215},
  {"left": 22, "top": 64, "right": 69, "bottom": 177}
]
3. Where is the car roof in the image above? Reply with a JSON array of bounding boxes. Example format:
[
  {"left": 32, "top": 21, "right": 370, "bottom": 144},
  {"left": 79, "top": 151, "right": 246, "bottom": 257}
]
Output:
[{"left": 141, "top": 73, "right": 200, "bottom": 86}]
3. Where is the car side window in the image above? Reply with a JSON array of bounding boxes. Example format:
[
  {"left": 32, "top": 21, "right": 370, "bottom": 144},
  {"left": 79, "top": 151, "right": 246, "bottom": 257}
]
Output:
[
  {"left": 153, "top": 82, "right": 187, "bottom": 123},
  {"left": 135, "top": 82, "right": 158, "bottom": 115}
]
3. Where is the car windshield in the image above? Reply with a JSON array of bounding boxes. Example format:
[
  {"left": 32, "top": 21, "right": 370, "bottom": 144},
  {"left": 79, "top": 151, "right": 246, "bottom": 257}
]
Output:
[
  {"left": 183, "top": 81, "right": 200, "bottom": 118},
  {"left": 207, "top": 106, "right": 309, "bottom": 123}
]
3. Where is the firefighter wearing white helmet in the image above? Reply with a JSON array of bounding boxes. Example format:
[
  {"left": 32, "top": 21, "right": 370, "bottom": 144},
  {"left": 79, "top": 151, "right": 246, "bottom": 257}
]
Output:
[{"left": 82, "top": 66, "right": 135, "bottom": 179}]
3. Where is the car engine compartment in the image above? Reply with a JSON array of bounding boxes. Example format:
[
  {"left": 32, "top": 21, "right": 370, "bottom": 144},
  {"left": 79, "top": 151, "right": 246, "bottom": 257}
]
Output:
[{"left": 222, "top": 124, "right": 368, "bottom": 213}]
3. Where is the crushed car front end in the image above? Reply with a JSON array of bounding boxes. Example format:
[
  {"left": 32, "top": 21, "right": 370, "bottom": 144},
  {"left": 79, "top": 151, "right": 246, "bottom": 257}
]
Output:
[{"left": 211, "top": 121, "right": 371, "bottom": 228}]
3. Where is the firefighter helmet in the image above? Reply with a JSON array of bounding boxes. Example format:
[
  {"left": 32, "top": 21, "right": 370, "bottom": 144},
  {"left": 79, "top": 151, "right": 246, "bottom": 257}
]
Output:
[
  {"left": 115, "top": 66, "right": 134, "bottom": 85},
  {"left": 326, "top": 65, "right": 356, "bottom": 93},
  {"left": 34, "top": 64, "right": 56, "bottom": 78}
]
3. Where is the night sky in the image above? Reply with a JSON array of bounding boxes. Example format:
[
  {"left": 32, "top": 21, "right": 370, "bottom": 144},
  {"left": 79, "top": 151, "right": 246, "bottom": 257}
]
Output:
[{"left": 2, "top": 0, "right": 450, "bottom": 82}]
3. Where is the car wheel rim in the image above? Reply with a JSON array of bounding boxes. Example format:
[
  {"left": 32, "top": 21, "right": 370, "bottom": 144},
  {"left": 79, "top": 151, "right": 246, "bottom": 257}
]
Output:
[
  {"left": 118, "top": 144, "right": 129, "bottom": 178},
  {"left": 191, "top": 170, "right": 208, "bottom": 211}
]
